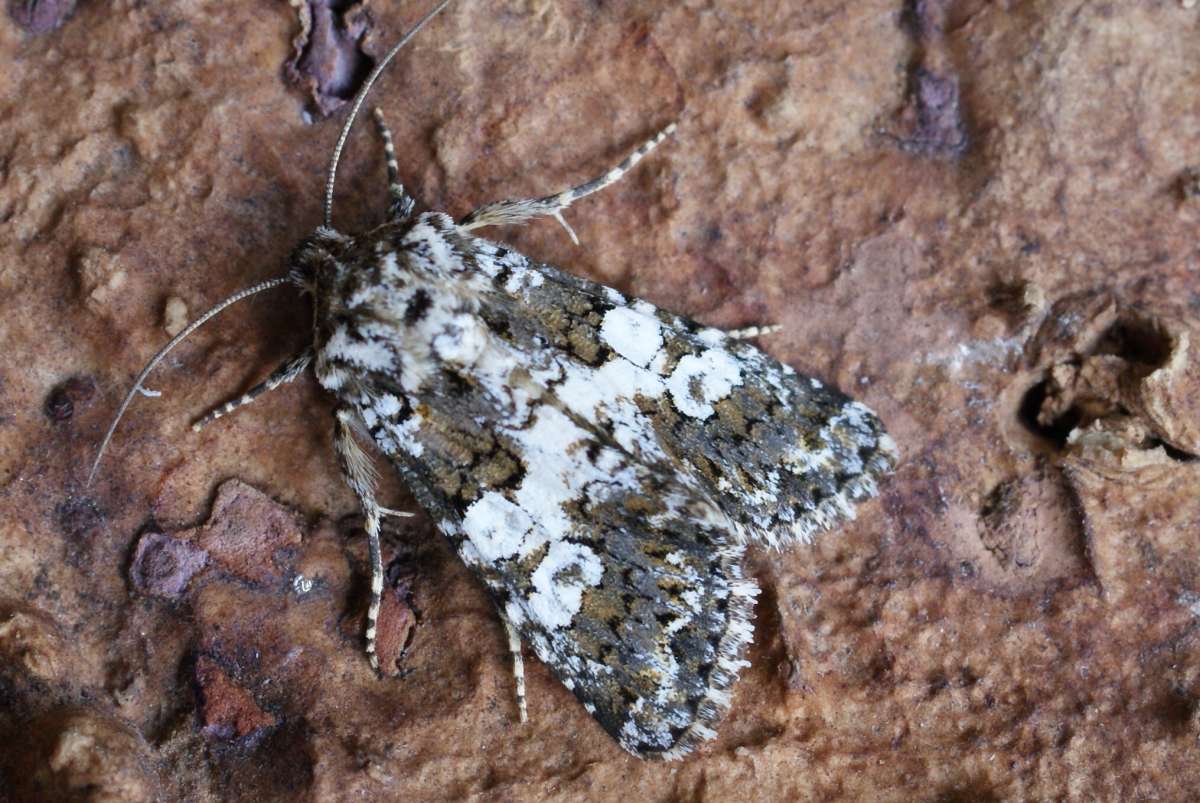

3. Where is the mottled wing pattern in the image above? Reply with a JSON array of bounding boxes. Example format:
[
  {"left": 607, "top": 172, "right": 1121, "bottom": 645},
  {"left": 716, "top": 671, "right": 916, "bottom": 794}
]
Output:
[
  {"left": 391, "top": 399, "right": 756, "bottom": 759},
  {"left": 311, "top": 211, "right": 896, "bottom": 754},
  {"left": 454, "top": 230, "right": 898, "bottom": 548},
  {"left": 312, "top": 214, "right": 758, "bottom": 758}
]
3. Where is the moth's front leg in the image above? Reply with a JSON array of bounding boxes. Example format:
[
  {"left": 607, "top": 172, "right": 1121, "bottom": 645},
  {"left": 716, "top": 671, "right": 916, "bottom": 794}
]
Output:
[{"left": 334, "top": 407, "right": 387, "bottom": 671}]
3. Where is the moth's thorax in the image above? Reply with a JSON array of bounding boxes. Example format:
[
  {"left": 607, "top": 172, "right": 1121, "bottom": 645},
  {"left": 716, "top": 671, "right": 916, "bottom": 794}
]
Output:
[{"left": 300, "top": 213, "right": 497, "bottom": 396}]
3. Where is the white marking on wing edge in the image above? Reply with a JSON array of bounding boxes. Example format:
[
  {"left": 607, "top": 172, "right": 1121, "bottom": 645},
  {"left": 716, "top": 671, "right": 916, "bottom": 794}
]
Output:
[
  {"left": 462, "top": 493, "right": 534, "bottom": 563},
  {"left": 528, "top": 540, "right": 604, "bottom": 630},
  {"left": 666, "top": 350, "right": 743, "bottom": 419},
  {"left": 600, "top": 306, "right": 663, "bottom": 368}
]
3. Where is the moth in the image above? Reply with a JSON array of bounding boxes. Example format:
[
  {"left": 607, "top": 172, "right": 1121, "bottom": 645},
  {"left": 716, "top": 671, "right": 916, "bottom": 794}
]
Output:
[{"left": 90, "top": 1, "right": 896, "bottom": 760}]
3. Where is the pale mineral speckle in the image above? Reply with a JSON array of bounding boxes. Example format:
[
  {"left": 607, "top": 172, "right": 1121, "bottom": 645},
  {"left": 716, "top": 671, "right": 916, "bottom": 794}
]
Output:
[
  {"left": 1178, "top": 591, "right": 1200, "bottom": 617},
  {"left": 162, "top": 296, "right": 188, "bottom": 336},
  {"left": 292, "top": 574, "right": 314, "bottom": 595}
]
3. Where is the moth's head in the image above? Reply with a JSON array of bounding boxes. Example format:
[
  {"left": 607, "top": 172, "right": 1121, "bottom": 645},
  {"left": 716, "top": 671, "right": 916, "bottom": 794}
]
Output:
[
  {"left": 289, "top": 226, "right": 352, "bottom": 341},
  {"left": 289, "top": 226, "right": 347, "bottom": 295}
]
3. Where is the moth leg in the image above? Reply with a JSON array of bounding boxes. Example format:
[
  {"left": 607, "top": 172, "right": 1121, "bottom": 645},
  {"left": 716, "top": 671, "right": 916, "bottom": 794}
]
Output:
[
  {"left": 500, "top": 612, "right": 529, "bottom": 724},
  {"left": 334, "top": 408, "right": 386, "bottom": 671},
  {"left": 458, "top": 123, "right": 677, "bottom": 245},
  {"left": 726, "top": 324, "right": 781, "bottom": 340},
  {"left": 373, "top": 107, "right": 416, "bottom": 221},
  {"left": 191, "top": 348, "right": 313, "bottom": 431}
]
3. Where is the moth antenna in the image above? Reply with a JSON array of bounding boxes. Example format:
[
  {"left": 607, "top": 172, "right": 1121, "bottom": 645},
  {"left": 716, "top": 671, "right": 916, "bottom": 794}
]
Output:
[
  {"left": 86, "top": 277, "right": 291, "bottom": 487},
  {"left": 323, "top": 0, "right": 452, "bottom": 228}
]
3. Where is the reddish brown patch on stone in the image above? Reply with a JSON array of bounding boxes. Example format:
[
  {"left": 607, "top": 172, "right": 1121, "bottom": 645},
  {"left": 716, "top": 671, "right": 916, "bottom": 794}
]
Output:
[
  {"left": 1118, "top": 313, "right": 1200, "bottom": 456},
  {"left": 373, "top": 560, "right": 419, "bottom": 677},
  {"left": 1039, "top": 355, "right": 1126, "bottom": 427},
  {"left": 1065, "top": 454, "right": 1200, "bottom": 609},
  {"left": 195, "top": 655, "right": 277, "bottom": 741},
  {"left": 133, "top": 481, "right": 303, "bottom": 593},
  {"left": 977, "top": 471, "right": 1087, "bottom": 578},
  {"left": 1027, "top": 290, "right": 1120, "bottom": 368},
  {"left": 192, "top": 480, "right": 303, "bottom": 587}
]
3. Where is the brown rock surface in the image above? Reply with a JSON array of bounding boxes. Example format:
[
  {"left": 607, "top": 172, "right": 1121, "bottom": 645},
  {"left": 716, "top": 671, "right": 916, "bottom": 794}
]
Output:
[{"left": 2, "top": 0, "right": 1200, "bottom": 800}]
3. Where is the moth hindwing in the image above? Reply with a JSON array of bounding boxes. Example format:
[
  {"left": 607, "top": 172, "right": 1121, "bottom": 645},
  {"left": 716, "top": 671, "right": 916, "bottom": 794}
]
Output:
[{"left": 94, "top": 2, "right": 895, "bottom": 761}]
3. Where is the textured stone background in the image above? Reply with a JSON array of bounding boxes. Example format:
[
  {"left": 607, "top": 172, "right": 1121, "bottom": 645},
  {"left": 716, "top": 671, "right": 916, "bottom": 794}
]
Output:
[{"left": 3, "top": 0, "right": 1200, "bottom": 800}]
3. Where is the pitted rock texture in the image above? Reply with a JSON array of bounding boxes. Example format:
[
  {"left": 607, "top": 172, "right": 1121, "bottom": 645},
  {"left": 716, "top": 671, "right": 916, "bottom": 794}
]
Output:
[{"left": 2, "top": 1, "right": 1200, "bottom": 800}]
